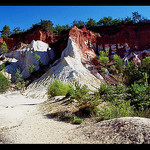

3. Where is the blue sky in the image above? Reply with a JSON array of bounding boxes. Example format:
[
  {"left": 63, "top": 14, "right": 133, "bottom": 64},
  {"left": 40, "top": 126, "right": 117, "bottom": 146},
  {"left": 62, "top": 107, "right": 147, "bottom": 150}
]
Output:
[{"left": 0, "top": 6, "right": 150, "bottom": 31}]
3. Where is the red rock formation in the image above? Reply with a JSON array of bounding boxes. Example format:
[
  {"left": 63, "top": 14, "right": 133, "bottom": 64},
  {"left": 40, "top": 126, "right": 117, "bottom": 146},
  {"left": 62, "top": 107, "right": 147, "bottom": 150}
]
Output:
[
  {"left": 69, "top": 26, "right": 100, "bottom": 61},
  {"left": 0, "top": 28, "right": 62, "bottom": 52},
  {"left": 96, "top": 23, "right": 150, "bottom": 57}
]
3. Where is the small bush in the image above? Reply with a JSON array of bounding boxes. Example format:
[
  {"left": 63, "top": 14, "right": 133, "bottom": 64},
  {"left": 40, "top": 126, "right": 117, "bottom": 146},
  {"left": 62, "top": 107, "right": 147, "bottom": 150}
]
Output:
[
  {"left": 126, "top": 82, "right": 150, "bottom": 110},
  {"left": 73, "top": 116, "right": 83, "bottom": 124},
  {"left": 99, "top": 99, "right": 135, "bottom": 121},
  {"left": 29, "top": 64, "right": 36, "bottom": 74},
  {"left": 99, "top": 83, "right": 114, "bottom": 96},
  {"left": 34, "top": 53, "right": 40, "bottom": 62},
  {"left": 99, "top": 50, "right": 109, "bottom": 66},
  {"left": 0, "top": 72, "right": 10, "bottom": 93},
  {"left": 47, "top": 79, "right": 74, "bottom": 98},
  {"left": 0, "top": 63, "right": 5, "bottom": 71},
  {"left": 71, "top": 82, "right": 101, "bottom": 116},
  {"left": 13, "top": 69, "right": 23, "bottom": 83},
  {"left": 113, "top": 54, "right": 124, "bottom": 73},
  {"left": 101, "top": 67, "right": 106, "bottom": 72}
]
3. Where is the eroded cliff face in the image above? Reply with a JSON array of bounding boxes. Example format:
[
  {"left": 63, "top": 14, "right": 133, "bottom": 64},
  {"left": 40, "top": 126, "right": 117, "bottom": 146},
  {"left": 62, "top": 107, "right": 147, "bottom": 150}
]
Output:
[
  {"left": 1, "top": 23, "right": 150, "bottom": 60},
  {"left": 0, "top": 27, "right": 67, "bottom": 54},
  {"left": 69, "top": 26, "right": 100, "bottom": 61},
  {"left": 95, "top": 23, "right": 150, "bottom": 58}
]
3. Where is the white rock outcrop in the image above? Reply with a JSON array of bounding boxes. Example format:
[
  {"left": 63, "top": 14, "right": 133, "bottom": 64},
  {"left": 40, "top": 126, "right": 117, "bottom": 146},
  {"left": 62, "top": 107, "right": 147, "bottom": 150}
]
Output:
[
  {"left": 24, "top": 37, "right": 104, "bottom": 99},
  {"left": 5, "top": 40, "right": 55, "bottom": 80}
]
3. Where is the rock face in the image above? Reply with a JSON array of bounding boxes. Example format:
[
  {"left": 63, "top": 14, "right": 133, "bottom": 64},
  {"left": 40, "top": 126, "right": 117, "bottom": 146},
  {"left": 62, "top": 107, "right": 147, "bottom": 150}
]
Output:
[
  {"left": 25, "top": 37, "right": 104, "bottom": 99},
  {"left": 72, "top": 117, "right": 150, "bottom": 144},
  {"left": 95, "top": 23, "right": 150, "bottom": 58},
  {"left": 5, "top": 40, "right": 54, "bottom": 81}
]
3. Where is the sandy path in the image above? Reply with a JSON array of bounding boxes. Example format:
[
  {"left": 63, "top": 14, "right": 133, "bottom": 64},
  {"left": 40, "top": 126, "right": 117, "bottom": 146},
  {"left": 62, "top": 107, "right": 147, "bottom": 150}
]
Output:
[{"left": 0, "top": 91, "right": 81, "bottom": 144}]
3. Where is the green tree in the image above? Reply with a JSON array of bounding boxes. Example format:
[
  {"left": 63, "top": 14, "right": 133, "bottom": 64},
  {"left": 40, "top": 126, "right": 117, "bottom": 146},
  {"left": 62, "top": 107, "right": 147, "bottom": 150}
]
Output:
[
  {"left": 0, "top": 72, "right": 10, "bottom": 93},
  {"left": 97, "top": 16, "right": 113, "bottom": 26},
  {"left": 40, "top": 19, "right": 54, "bottom": 33},
  {"left": 86, "top": 18, "right": 97, "bottom": 28},
  {"left": 0, "top": 25, "right": 11, "bottom": 37},
  {"left": 111, "top": 18, "right": 121, "bottom": 26},
  {"left": 73, "top": 20, "right": 85, "bottom": 28},
  {"left": 113, "top": 54, "right": 124, "bottom": 73},
  {"left": 12, "top": 27, "right": 22, "bottom": 34},
  {"left": 132, "top": 11, "right": 142, "bottom": 23},
  {"left": 0, "top": 41, "right": 8, "bottom": 55},
  {"left": 13, "top": 69, "right": 23, "bottom": 83},
  {"left": 99, "top": 50, "right": 109, "bottom": 66}
]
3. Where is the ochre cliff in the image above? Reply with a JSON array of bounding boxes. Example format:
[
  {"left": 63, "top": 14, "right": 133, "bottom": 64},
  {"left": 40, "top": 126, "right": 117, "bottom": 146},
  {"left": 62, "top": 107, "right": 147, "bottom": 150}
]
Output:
[{"left": 1, "top": 23, "right": 150, "bottom": 59}]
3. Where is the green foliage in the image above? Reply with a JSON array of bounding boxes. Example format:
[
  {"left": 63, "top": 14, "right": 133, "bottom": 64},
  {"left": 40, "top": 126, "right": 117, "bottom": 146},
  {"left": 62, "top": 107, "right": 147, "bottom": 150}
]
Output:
[
  {"left": 0, "top": 25, "right": 11, "bottom": 37},
  {"left": 99, "top": 99, "right": 135, "bottom": 120},
  {"left": 101, "top": 67, "right": 106, "bottom": 72},
  {"left": 34, "top": 53, "right": 40, "bottom": 62},
  {"left": 86, "top": 18, "right": 97, "bottom": 28},
  {"left": 139, "top": 56, "right": 150, "bottom": 84},
  {"left": 124, "top": 60, "right": 142, "bottom": 86},
  {"left": 12, "top": 27, "right": 22, "bottom": 34},
  {"left": 40, "top": 19, "right": 54, "bottom": 33},
  {"left": 99, "top": 83, "right": 114, "bottom": 96},
  {"left": 126, "top": 83, "right": 150, "bottom": 110},
  {"left": 70, "top": 82, "right": 101, "bottom": 116},
  {"left": 132, "top": 11, "right": 142, "bottom": 23},
  {"left": 99, "top": 50, "right": 109, "bottom": 66},
  {"left": 73, "top": 116, "right": 83, "bottom": 124},
  {"left": 47, "top": 79, "right": 74, "bottom": 98},
  {"left": 29, "top": 64, "right": 36, "bottom": 74},
  {"left": 0, "top": 41, "right": 8, "bottom": 55},
  {"left": 0, "top": 72, "right": 10, "bottom": 93},
  {"left": 0, "top": 63, "right": 5, "bottom": 71},
  {"left": 17, "top": 81, "right": 25, "bottom": 88},
  {"left": 54, "top": 24, "right": 70, "bottom": 34},
  {"left": 32, "top": 19, "right": 54, "bottom": 34},
  {"left": 72, "top": 20, "right": 85, "bottom": 28},
  {"left": 13, "top": 69, "right": 23, "bottom": 83},
  {"left": 97, "top": 16, "right": 113, "bottom": 26},
  {"left": 113, "top": 54, "right": 123, "bottom": 73}
]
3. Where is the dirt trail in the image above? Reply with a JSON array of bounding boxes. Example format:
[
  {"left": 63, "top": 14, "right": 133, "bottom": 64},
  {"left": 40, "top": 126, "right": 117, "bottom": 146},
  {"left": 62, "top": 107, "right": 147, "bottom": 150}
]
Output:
[{"left": 0, "top": 91, "right": 82, "bottom": 144}]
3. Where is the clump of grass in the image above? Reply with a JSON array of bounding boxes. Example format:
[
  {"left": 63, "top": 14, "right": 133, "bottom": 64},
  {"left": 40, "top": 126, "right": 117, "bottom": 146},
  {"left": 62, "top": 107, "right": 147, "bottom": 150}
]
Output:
[
  {"left": 98, "top": 99, "right": 135, "bottom": 121},
  {"left": 47, "top": 79, "right": 74, "bottom": 98}
]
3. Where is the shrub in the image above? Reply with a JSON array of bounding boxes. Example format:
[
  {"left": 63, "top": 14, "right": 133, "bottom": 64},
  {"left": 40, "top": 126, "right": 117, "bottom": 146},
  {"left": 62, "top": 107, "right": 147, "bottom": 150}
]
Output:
[
  {"left": 113, "top": 54, "right": 124, "bottom": 73},
  {"left": 0, "top": 63, "right": 5, "bottom": 71},
  {"left": 99, "top": 99, "right": 135, "bottom": 121},
  {"left": 99, "top": 83, "right": 114, "bottom": 96},
  {"left": 0, "top": 72, "right": 10, "bottom": 93},
  {"left": 0, "top": 41, "right": 8, "bottom": 55},
  {"left": 29, "top": 64, "right": 36, "bottom": 74},
  {"left": 126, "top": 82, "right": 150, "bottom": 110},
  {"left": 34, "top": 53, "right": 41, "bottom": 62},
  {"left": 47, "top": 79, "right": 74, "bottom": 98},
  {"left": 124, "top": 60, "right": 142, "bottom": 86},
  {"left": 13, "top": 69, "right": 23, "bottom": 83},
  {"left": 99, "top": 50, "right": 109, "bottom": 66},
  {"left": 73, "top": 116, "right": 83, "bottom": 124},
  {"left": 101, "top": 67, "right": 106, "bottom": 72},
  {"left": 71, "top": 82, "right": 101, "bottom": 116}
]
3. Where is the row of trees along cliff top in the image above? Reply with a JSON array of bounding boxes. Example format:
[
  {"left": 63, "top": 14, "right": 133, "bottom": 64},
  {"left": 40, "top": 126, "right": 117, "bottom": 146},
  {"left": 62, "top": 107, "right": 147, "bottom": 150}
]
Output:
[{"left": 1, "top": 11, "right": 150, "bottom": 38}]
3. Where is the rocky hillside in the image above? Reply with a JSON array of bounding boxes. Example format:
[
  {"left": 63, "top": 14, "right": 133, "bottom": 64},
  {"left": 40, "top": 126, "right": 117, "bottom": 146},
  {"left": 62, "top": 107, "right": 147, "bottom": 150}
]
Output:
[{"left": 0, "top": 24, "right": 150, "bottom": 99}]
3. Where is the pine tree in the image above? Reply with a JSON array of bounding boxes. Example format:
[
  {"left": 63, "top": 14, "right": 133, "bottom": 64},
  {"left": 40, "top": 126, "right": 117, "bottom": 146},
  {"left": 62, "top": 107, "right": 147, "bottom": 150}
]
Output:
[
  {"left": 0, "top": 41, "right": 8, "bottom": 55},
  {"left": 0, "top": 25, "right": 11, "bottom": 37}
]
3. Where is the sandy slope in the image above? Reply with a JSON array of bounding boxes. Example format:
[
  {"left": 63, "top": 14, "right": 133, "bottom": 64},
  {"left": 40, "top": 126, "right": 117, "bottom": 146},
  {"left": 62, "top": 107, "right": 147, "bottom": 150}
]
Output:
[
  {"left": 0, "top": 91, "right": 81, "bottom": 144},
  {"left": 1, "top": 91, "right": 150, "bottom": 144}
]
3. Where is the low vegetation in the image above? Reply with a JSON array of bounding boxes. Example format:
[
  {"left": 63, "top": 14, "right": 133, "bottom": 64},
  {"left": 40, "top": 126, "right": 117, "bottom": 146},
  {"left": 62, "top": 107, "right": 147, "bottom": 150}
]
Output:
[
  {"left": 47, "top": 79, "right": 74, "bottom": 98},
  {"left": 0, "top": 72, "right": 10, "bottom": 93},
  {"left": 47, "top": 55, "right": 150, "bottom": 124}
]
